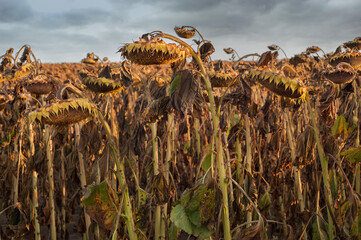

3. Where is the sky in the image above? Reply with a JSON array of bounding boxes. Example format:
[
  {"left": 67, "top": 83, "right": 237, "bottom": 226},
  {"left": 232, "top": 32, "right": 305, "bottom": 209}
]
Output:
[{"left": 0, "top": 0, "right": 360, "bottom": 63}]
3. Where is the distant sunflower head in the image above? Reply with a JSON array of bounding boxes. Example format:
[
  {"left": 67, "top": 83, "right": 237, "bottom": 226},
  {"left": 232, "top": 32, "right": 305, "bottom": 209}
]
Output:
[
  {"left": 249, "top": 69, "right": 307, "bottom": 99},
  {"left": 323, "top": 62, "right": 356, "bottom": 84},
  {"left": 329, "top": 51, "right": 361, "bottom": 70},
  {"left": 81, "top": 65, "right": 126, "bottom": 94},
  {"left": 174, "top": 26, "right": 195, "bottom": 39},
  {"left": 207, "top": 70, "right": 238, "bottom": 88},
  {"left": 22, "top": 73, "right": 56, "bottom": 95},
  {"left": 343, "top": 37, "right": 361, "bottom": 50},
  {"left": 118, "top": 36, "right": 189, "bottom": 65},
  {"left": 27, "top": 98, "right": 97, "bottom": 126},
  {"left": 82, "top": 76, "right": 124, "bottom": 94}
]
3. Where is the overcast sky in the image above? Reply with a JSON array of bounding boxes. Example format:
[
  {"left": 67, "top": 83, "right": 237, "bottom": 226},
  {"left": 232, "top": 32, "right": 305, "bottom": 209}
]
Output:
[{"left": 1, "top": 0, "right": 360, "bottom": 63}]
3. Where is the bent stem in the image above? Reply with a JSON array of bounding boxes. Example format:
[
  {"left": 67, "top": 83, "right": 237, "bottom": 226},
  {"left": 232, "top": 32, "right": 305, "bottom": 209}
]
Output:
[
  {"left": 159, "top": 32, "right": 232, "bottom": 240},
  {"left": 305, "top": 95, "right": 334, "bottom": 239}
]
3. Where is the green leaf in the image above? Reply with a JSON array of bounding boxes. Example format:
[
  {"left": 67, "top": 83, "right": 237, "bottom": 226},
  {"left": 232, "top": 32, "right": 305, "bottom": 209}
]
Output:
[
  {"left": 170, "top": 204, "right": 193, "bottom": 235},
  {"left": 201, "top": 152, "right": 212, "bottom": 172},
  {"left": 81, "top": 181, "right": 119, "bottom": 230},
  {"left": 137, "top": 187, "right": 148, "bottom": 207},
  {"left": 341, "top": 147, "right": 361, "bottom": 163},
  {"left": 331, "top": 115, "right": 348, "bottom": 138},
  {"left": 350, "top": 205, "right": 361, "bottom": 238},
  {"left": 169, "top": 73, "right": 181, "bottom": 96}
]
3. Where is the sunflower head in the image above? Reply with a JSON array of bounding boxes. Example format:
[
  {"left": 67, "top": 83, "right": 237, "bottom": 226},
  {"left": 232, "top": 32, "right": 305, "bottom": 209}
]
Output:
[
  {"left": 174, "top": 26, "right": 195, "bottom": 39},
  {"left": 207, "top": 70, "right": 238, "bottom": 88},
  {"left": 22, "top": 73, "right": 56, "bottom": 95},
  {"left": 343, "top": 37, "right": 361, "bottom": 50},
  {"left": 329, "top": 51, "right": 361, "bottom": 70},
  {"left": 27, "top": 98, "right": 97, "bottom": 126},
  {"left": 249, "top": 69, "right": 307, "bottom": 99},
  {"left": 323, "top": 62, "right": 356, "bottom": 84},
  {"left": 82, "top": 76, "right": 124, "bottom": 95},
  {"left": 118, "top": 36, "right": 189, "bottom": 65}
]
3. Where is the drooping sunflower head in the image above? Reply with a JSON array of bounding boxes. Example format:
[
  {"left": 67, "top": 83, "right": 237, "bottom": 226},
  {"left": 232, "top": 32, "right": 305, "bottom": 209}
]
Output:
[
  {"left": 207, "top": 70, "right": 238, "bottom": 88},
  {"left": 249, "top": 68, "right": 307, "bottom": 99},
  {"left": 174, "top": 26, "right": 195, "bottom": 39},
  {"left": 27, "top": 98, "right": 97, "bottom": 126},
  {"left": 22, "top": 73, "right": 56, "bottom": 95},
  {"left": 343, "top": 37, "right": 361, "bottom": 50},
  {"left": 323, "top": 62, "right": 356, "bottom": 84},
  {"left": 329, "top": 51, "right": 361, "bottom": 70},
  {"left": 118, "top": 36, "right": 189, "bottom": 65},
  {"left": 82, "top": 76, "right": 124, "bottom": 95},
  {"left": 81, "top": 65, "right": 127, "bottom": 94}
]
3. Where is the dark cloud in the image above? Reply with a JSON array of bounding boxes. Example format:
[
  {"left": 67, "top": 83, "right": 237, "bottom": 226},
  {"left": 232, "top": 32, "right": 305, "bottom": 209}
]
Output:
[
  {"left": 0, "top": 1, "right": 33, "bottom": 22},
  {"left": 1, "top": 0, "right": 360, "bottom": 62}
]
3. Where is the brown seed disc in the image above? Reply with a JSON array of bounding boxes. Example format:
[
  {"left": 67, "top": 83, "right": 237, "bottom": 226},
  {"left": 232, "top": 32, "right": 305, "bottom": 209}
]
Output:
[
  {"left": 323, "top": 70, "right": 356, "bottom": 84},
  {"left": 23, "top": 81, "right": 54, "bottom": 95}
]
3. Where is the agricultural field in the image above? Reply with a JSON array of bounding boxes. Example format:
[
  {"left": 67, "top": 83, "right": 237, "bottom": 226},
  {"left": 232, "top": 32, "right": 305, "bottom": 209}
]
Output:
[{"left": 0, "top": 27, "right": 360, "bottom": 239}]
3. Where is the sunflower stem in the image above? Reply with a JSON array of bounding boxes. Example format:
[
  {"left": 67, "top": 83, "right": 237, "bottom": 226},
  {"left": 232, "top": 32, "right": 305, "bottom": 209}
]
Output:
[
  {"left": 305, "top": 95, "right": 334, "bottom": 239},
  {"left": 95, "top": 111, "right": 138, "bottom": 240},
  {"left": 74, "top": 124, "right": 91, "bottom": 239},
  {"left": 160, "top": 32, "right": 232, "bottom": 240},
  {"left": 45, "top": 125, "right": 57, "bottom": 240}
]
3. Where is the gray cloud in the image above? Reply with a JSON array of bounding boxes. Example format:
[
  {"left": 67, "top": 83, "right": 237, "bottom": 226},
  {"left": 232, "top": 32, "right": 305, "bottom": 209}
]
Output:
[
  {"left": 1, "top": 0, "right": 360, "bottom": 62},
  {"left": 0, "top": 0, "right": 33, "bottom": 22}
]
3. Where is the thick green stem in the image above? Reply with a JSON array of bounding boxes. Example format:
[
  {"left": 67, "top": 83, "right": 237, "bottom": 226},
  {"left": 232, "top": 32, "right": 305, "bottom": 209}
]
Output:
[
  {"left": 305, "top": 96, "right": 334, "bottom": 239},
  {"left": 159, "top": 32, "right": 231, "bottom": 240}
]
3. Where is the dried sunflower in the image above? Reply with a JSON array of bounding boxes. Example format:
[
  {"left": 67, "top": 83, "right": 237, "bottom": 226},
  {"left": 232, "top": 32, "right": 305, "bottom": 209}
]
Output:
[
  {"left": 329, "top": 51, "right": 361, "bottom": 70},
  {"left": 27, "top": 98, "right": 97, "bottom": 126},
  {"left": 22, "top": 73, "right": 56, "bottom": 95},
  {"left": 249, "top": 69, "right": 307, "bottom": 99},
  {"left": 207, "top": 70, "right": 238, "bottom": 88},
  {"left": 323, "top": 62, "right": 356, "bottom": 84},
  {"left": 82, "top": 76, "right": 124, "bottom": 94},
  {"left": 343, "top": 37, "right": 361, "bottom": 50},
  {"left": 174, "top": 26, "right": 196, "bottom": 39},
  {"left": 118, "top": 37, "right": 189, "bottom": 65}
]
